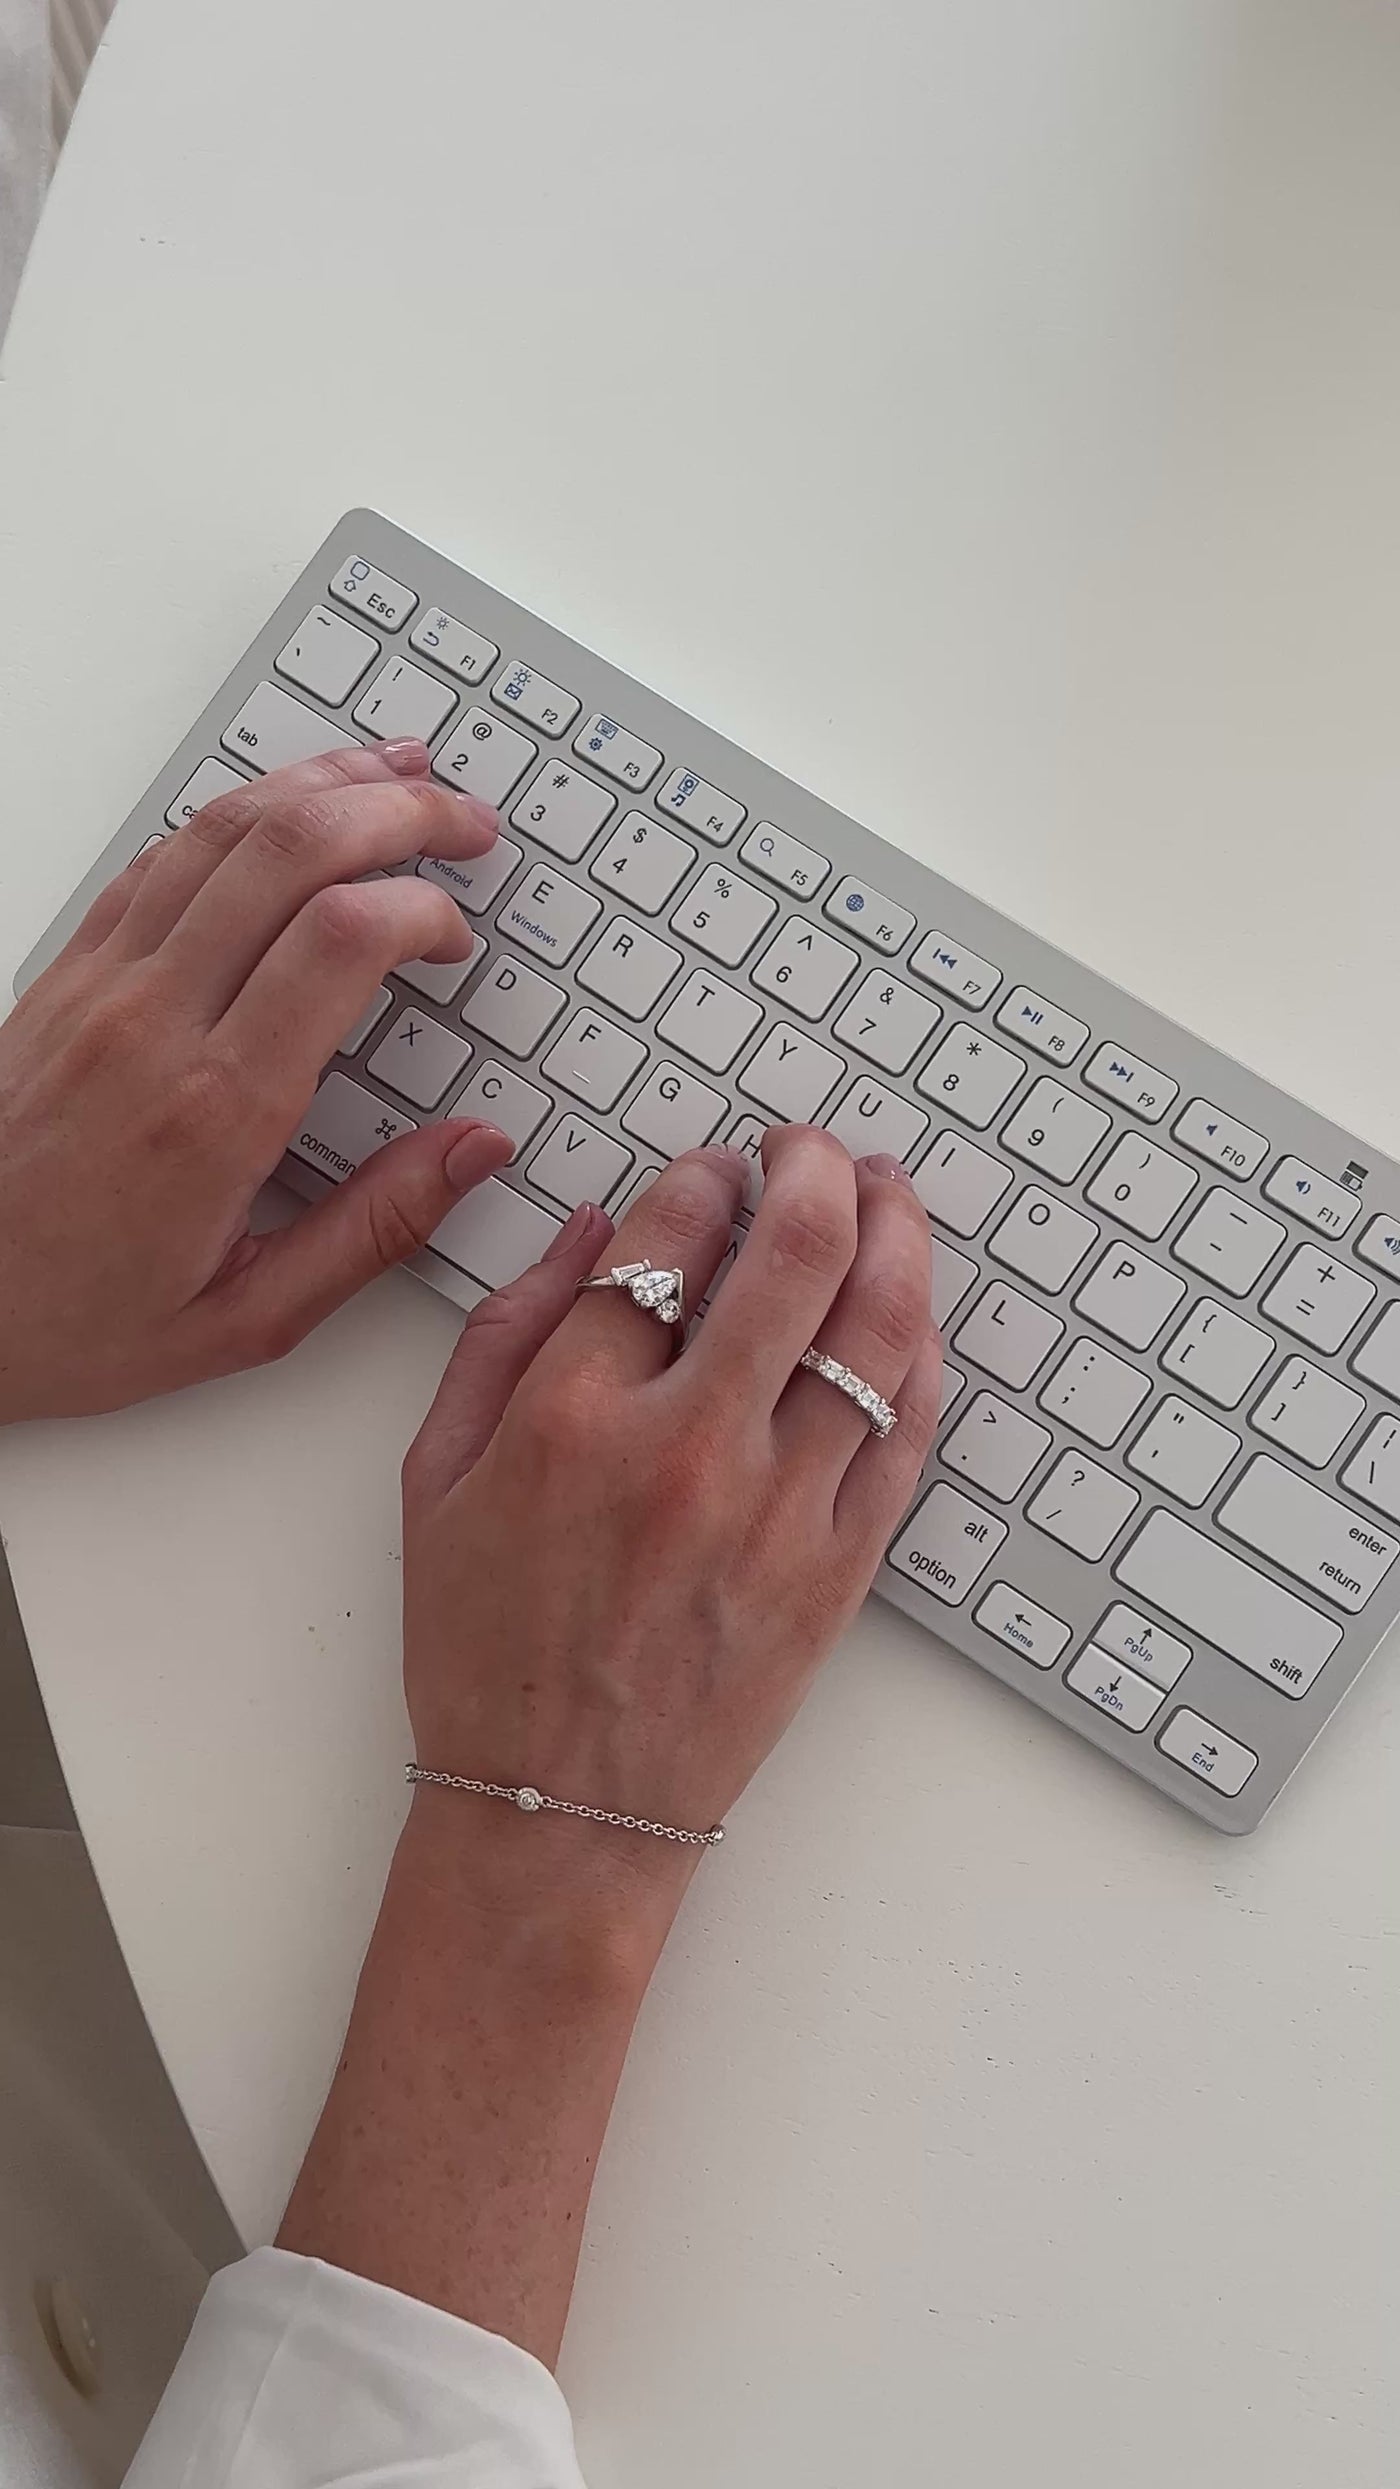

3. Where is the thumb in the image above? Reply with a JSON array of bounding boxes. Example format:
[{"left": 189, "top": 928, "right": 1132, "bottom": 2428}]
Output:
[
  {"left": 404, "top": 1198, "right": 613, "bottom": 1506},
  {"left": 210, "top": 1118, "right": 514, "bottom": 1365}
]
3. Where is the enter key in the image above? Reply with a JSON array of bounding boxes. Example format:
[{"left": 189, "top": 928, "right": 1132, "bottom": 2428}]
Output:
[{"left": 1216, "top": 1456, "right": 1400, "bottom": 1614}]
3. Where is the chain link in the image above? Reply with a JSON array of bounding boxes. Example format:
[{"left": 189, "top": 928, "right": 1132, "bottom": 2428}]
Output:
[{"left": 405, "top": 1765, "right": 724, "bottom": 1848}]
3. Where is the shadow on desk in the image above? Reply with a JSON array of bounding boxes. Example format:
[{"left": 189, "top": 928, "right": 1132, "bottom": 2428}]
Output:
[{"left": 0, "top": 1548, "right": 239, "bottom": 2486}]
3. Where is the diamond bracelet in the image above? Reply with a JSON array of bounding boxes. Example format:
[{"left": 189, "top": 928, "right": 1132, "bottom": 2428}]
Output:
[{"left": 405, "top": 1765, "right": 725, "bottom": 1849}]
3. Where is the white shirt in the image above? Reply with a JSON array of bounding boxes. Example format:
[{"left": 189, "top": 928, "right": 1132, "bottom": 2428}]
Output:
[{"left": 124, "top": 2248, "right": 588, "bottom": 2488}]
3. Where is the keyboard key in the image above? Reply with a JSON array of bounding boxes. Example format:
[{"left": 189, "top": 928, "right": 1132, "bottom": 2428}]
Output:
[
  {"left": 287, "top": 1072, "right": 414, "bottom": 1181},
  {"left": 409, "top": 606, "right": 497, "bottom": 683},
  {"left": 1085, "top": 1135, "right": 1196, "bottom": 1239},
  {"left": 1093, "top": 1605, "right": 1191, "bottom": 1689},
  {"left": 1000, "top": 1078, "right": 1109, "bottom": 1184},
  {"left": 453, "top": 1060, "right": 550, "bottom": 1157},
  {"left": 335, "top": 984, "right": 393, "bottom": 1056},
  {"left": 622, "top": 1061, "right": 728, "bottom": 1155},
  {"left": 368, "top": 1008, "right": 473, "bottom": 1109},
  {"left": 670, "top": 861, "right": 777, "bottom": 966},
  {"left": 994, "top": 987, "right": 1088, "bottom": 1065},
  {"left": 1125, "top": 1396, "right": 1240, "bottom": 1507},
  {"left": 740, "top": 820, "right": 830, "bottom": 896},
  {"left": 352, "top": 655, "right": 456, "bottom": 743},
  {"left": 1252, "top": 1357, "right": 1363, "bottom": 1468},
  {"left": 527, "top": 1115, "right": 633, "bottom": 1211},
  {"left": 428, "top": 1177, "right": 561, "bottom": 1288},
  {"left": 1262, "top": 1156, "right": 1361, "bottom": 1239},
  {"left": 510, "top": 762, "right": 615, "bottom": 862},
  {"left": 1340, "top": 1413, "right": 1400, "bottom": 1524},
  {"left": 725, "top": 1115, "right": 768, "bottom": 1209},
  {"left": 834, "top": 970, "right": 940, "bottom": 1075},
  {"left": 916, "top": 1023, "right": 1025, "bottom": 1129},
  {"left": 1216, "top": 1455, "right": 1399, "bottom": 1612},
  {"left": 987, "top": 1187, "right": 1098, "bottom": 1292},
  {"left": 433, "top": 709, "right": 536, "bottom": 806},
  {"left": 328, "top": 553, "right": 416, "bottom": 631},
  {"left": 461, "top": 955, "right": 567, "bottom": 1056},
  {"left": 491, "top": 660, "right": 580, "bottom": 737},
  {"left": 823, "top": 876, "right": 914, "bottom": 954},
  {"left": 396, "top": 930, "right": 486, "bottom": 1003},
  {"left": 589, "top": 812, "right": 695, "bottom": 913},
  {"left": 1027, "top": 1454, "right": 1140, "bottom": 1560},
  {"left": 1156, "top": 1708, "right": 1257, "bottom": 1798},
  {"left": 939, "top": 1363, "right": 968, "bottom": 1419},
  {"left": 494, "top": 864, "right": 601, "bottom": 966},
  {"left": 1065, "top": 1649, "right": 1163, "bottom": 1732},
  {"left": 1172, "top": 1098, "right": 1268, "bottom": 1180},
  {"left": 1160, "top": 1298, "right": 1272, "bottom": 1408},
  {"left": 1173, "top": 1188, "right": 1285, "bottom": 1296},
  {"left": 577, "top": 917, "right": 681, "bottom": 1019},
  {"left": 931, "top": 1241, "right": 980, "bottom": 1326},
  {"left": 738, "top": 1023, "right": 844, "bottom": 1122},
  {"left": 656, "top": 767, "right": 745, "bottom": 845},
  {"left": 908, "top": 932, "right": 1000, "bottom": 1009},
  {"left": 1261, "top": 1244, "right": 1374, "bottom": 1355},
  {"left": 752, "top": 917, "right": 858, "bottom": 1019},
  {"left": 1351, "top": 1302, "right": 1400, "bottom": 1399},
  {"left": 541, "top": 1009, "right": 647, "bottom": 1111},
  {"left": 165, "top": 756, "right": 246, "bottom": 827},
  {"left": 1037, "top": 1338, "right": 1151, "bottom": 1447},
  {"left": 1356, "top": 1212, "right": 1400, "bottom": 1277},
  {"left": 886, "top": 1483, "right": 1007, "bottom": 1605},
  {"left": 973, "top": 1584, "right": 1072, "bottom": 1670},
  {"left": 1116, "top": 1508, "right": 1341, "bottom": 1696},
  {"left": 572, "top": 713, "right": 662, "bottom": 790},
  {"left": 911, "top": 1131, "right": 1014, "bottom": 1236},
  {"left": 941, "top": 1392, "right": 1051, "bottom": 1501},
  {"left": 1082, "top": 1045, "right": 1178, "bottom": 1123},
  {"left": 276, "top": 605, "right": 378, "bottom": 705},
  {"left": 1073, "top": 1243, "right": 1186, "bottom": 1351},
  {"left": 954, "top": 1281, "right": 1065, "bottom": 1390},
  {"left": 825, "top": 1077, "right": 929, "bottom": 1166},
  {"left": 223, "top": 681, "right": 357, "bottom": 774},
  {"left": 657, "top": 970, "right": 763, "bottom": 1072},
  {"left": 419, "top": 839, "right": 523, "bottom": 916}
]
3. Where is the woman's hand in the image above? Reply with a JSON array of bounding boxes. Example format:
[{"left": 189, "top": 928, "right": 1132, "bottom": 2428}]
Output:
[
  {"left": 0, "top": 741, "right": 513, "bottom": 1422},
  {"left": 403, "top": 1125, "right": 940, "bottom": 1878}
]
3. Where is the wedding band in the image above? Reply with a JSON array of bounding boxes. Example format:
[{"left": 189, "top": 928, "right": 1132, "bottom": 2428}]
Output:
[
  {"left": 575, "top": 1257, "right": 686, "bottom": 1347},
  {"left": 798, "top": 1347, "right": 898, "bottom": 1439}
]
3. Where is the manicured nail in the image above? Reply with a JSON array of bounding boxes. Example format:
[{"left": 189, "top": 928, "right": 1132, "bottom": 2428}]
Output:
[
  {"left": 443, "top": 1122, "right": 508, "bottom": 1188},
  {"left": 451, "top": 793, "right": 499, "bottom": 837},
  {"left": 545, "top": 1202, "right": 599, "bottom": 1260},
  {"left": 698, "top": 1144, "right": 749, "bottom": 1174},
  {"left": 381, "top": 738, "right": 431, "bottom": 776},
  {"left": 862, "top": 1153, "right": 914, "bottom": 1184}
]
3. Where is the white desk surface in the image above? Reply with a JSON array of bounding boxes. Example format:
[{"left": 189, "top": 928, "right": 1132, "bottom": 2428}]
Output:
[{"left": 1, "top": 3, "right": 1395, "bottom": 2480}]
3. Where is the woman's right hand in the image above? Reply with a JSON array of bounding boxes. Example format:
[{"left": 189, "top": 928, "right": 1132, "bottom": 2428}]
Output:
[{"left": 401, "top": 1125, "right": 941, "bottom": 1904}]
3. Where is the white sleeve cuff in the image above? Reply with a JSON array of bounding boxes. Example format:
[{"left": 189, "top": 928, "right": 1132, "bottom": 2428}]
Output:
[{"left": 123, "top": 2246, "right": 587, "bottom": 2488}]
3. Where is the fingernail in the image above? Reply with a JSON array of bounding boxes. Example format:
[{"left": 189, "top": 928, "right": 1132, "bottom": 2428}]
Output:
[
  {"left": 451, "top": 793, "right": 499, "bottom": 837},
  {"left": 443, "top": 1122, "right": 507, "bottom": 1188},
  {"left": 862, "top": 1153, "right": 914, "bottom": 1185},
  {"left": 698, "top": 1144, "right": 749, "bottom": 1173},
  {"left": 544, "top": 1202, "right": 599, "bottom": 1260},
  {"left": 381, "top": 738, "right": 431, "bottom": 776}
]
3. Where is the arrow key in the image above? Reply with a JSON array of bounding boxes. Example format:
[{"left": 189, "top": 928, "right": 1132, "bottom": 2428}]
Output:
[
  {"left": 973, "top": 1582, "right": 1072, "bottom": 1670},
  {"left": 1065, "top": 1645, "right": 1165, "bottom": 1731},
  {"left": 1157, "top": 1706, "right": 1257, "bottom": 1797}
]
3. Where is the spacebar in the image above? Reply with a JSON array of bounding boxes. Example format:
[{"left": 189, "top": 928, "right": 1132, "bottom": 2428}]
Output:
[
  {"left": 426, "top": 1178, "right": 562, "bottom": 1289},
  {"left": 1115, "top": 1510, "right": 1342, "bottom": 1698}
]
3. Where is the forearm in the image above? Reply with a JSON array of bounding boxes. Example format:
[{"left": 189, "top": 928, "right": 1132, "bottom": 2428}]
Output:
[{"left": 277, "top": 1787, "right": 694, "bottom": 2366}]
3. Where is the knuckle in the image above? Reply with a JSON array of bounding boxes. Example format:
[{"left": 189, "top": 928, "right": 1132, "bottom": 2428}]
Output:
[
  {"left": 297, "top": 882, "right": 380, "bottom": 964},
  {"left": 854, "top": 1255, "right": 927, "bottom": 1357},
  {"left": 641, "top": 1165, "right": 733, "bottom": 1256},
  {"left": 254, "top": 796, "right": 336, "bottom": 869},
  {"left": 769, "top": 1192, "right": 855, "bottom": 1284},
  {"left": 186, "top": 788, "right": 262, "bottom": 850},
  {"left": 365, "top": 1183, "right": 435, "bottom": 1272}
]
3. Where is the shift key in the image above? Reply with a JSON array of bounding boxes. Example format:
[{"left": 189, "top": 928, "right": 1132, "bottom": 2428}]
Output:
[{"left": 1216, "top": 1456, "right": 1399, "bottom": 1613}]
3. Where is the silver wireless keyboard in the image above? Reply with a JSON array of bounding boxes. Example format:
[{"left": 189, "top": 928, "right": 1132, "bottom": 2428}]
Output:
[{"left": 22, "top": 508, "right": 1400, "bottom": 1832}]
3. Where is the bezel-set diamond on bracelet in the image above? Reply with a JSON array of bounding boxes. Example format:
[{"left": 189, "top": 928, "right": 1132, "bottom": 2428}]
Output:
[{"left": 405, "top": 1765, "right": 725, "bottom": 1848}]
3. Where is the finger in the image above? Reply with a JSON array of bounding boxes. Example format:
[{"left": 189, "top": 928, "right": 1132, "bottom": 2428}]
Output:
[
  {"left": 111, "top": 739, "right": 440, "bottom": 958},
  {"left": 212, "top": 876, "right": 476, "bottom": 1091},
  {"left": 195, "top": 1119, "right": 513, "bottom": 1369},
  {"left": 539, "top": 1145, "right": 747, "bottom": 1387},
  {"left": 834, "top": 1329, "right": 943, "bottom": 1554},
  {"left": 682, "top": 1124, "right": 858, "bottom": 1410},
  {"left": 404, "top": 1201, "right": 614, "bottom": 1507},
  {"left": 774, "top": 1155, "right": 932, "bottom": 1483},
  {"left": 50, "top": 838, "right": 163, "bottom": 963}
]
